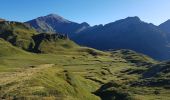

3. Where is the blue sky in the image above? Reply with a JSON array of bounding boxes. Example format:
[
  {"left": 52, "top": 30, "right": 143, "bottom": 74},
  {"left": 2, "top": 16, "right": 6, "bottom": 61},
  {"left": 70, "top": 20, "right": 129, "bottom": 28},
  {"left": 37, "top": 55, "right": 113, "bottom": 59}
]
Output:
[{"left": 0, "top": 0, "right": 170, "bottom": 25}]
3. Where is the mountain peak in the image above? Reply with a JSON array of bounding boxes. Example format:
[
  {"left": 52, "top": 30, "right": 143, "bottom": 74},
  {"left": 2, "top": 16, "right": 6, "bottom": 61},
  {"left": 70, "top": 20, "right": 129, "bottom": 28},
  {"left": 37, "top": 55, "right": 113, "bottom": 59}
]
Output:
[
  {"left": 46, "top": 13, "right": 62, "bottom": 18},
  {"left": 38, "top": 13, "right": 71, "bottom": 23},
  {"left": 105, "top": 16, "right": 142, "bottom": 27},
  {"left": 159, "top": 19, "right": 170, "bottom": 33},
  {"left": 26, "top": 14, "right": 90, "bottom": 35},
  {"left": 81, "top": 22, "right": 90, "bottom": 27},
  {"left": 160, "top": 19, "right": 170, "bottom": 26},
  {"left": 125, "top": 16, "right": 141, "bottom": 22}
]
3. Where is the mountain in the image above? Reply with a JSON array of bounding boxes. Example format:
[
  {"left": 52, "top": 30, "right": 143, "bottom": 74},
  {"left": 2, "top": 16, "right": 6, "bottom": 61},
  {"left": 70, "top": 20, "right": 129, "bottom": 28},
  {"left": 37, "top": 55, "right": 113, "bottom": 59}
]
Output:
[
  {"left": 0, "top": 20, "right": 105, "bottom": 56},
  {"left": 26, "top": 14, "right": 170, "bottom": 60},
  {"left": 26, "top": 14, "right": 90, "bottom": 36},
  {"left": 159, "top": 20, "right": 170, "bottom": 42},
  {"left": 73, "top": 17, "right": 170, "bottom": 60},
  {"left": 159, "top": 19, "right": 170, "bottom": 33},
  {"left": 0, "top": 20, "right": 78, "bottom": 54},
  {"left": 1, "top": 19, "right": 170, "bottom": 100}
]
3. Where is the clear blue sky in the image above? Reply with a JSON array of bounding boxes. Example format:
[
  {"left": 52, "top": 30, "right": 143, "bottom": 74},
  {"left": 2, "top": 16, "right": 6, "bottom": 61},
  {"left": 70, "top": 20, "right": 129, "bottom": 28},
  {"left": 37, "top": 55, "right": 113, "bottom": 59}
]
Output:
[{"left": 0, "top": 0, "right": 170, "bottom": 25}]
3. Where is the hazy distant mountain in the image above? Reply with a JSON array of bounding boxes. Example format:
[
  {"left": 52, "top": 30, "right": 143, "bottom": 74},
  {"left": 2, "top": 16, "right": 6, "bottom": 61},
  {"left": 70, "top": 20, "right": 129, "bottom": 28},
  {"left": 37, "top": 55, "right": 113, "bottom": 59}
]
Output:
[
  {"left": 73, "top": 17, "right": 170, "bottom": 60},
  {"left": 159, "top": 20, "right": 170, "bottom": 33},
  {"left": 26, "top": 14, "right": 90, "bottom": 36},
  {"left": 159, "top": 20, "right": 170, "bottom": 42}
]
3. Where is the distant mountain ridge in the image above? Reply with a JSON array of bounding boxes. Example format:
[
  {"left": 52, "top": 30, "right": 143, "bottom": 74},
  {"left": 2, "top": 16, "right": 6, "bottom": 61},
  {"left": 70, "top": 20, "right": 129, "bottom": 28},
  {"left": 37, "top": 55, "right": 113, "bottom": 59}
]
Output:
[
  {"left": 26, "top": 14, "right": 170, "bottom": 60},
  {"left": 159, "top": 20, "right": 170, "bottom": 42},
  {"left": 159, "top": 19, "right": 170, "bottom": 33},
  {"left": 73, "top": 17, "right": 170, "bottom": 60},
  {"left": 26, "top": 14, "right": 90, "bottom": 36}
]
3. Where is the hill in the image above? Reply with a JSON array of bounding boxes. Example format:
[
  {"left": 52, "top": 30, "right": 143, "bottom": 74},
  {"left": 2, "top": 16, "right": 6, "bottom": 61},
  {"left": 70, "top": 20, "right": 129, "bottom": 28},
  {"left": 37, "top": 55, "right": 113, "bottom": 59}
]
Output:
[
  {"left": 131, "top": 61, "right": 170, "bottom": 90},
  {"left": 0, "top": 38, "right": 28, "bottom": 56},
  {"left": 143, "top": 61, "right": 170, "bottom": 79},
  {"left": 0, "top": 21, "right": 85, "bottom": 54},
  {"left": 1, "top": 45, "right": 164, "bottom": 100},
  {"left": 110, "top": 49, "right": 156, "bottom": 66},
  {"left": 26, "top": 14, "right": 170, "bottom": 60},
  {"left": 0, "top": 21, "right": 37, "bottom": 51}
]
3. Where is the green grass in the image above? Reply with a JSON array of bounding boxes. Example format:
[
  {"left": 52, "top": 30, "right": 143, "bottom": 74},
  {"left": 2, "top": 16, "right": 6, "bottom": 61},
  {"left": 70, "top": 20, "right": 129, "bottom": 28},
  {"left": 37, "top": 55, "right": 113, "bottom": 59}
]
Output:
[
  {"left": 0, "top": 66, "right": 100, "bottom": 100},
  {"left": 0, "top": 23, "right": 170, "bottom": 100},
  {"left": 0, "top": 38, "right": 29, "bottom": 57},
  {"left": 0, "top": 51, "right": 169, "bottom": 100},
  {"left": 0, "top": 21, "right": 37, "bottom": 51},
  {"left": 111, "top": 49, "right": 157, "bottom": 66},
  {"left": 1, "top": 44, "right": 170, "bottom": 100}
]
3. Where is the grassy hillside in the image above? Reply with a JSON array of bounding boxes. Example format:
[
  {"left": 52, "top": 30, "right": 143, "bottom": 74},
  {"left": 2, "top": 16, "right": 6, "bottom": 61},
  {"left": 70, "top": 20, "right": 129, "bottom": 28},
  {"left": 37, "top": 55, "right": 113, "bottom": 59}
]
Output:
[
  {"left": 0, "top": 38, "right": 28, "bottom": 56},
  {"left": 0, "top": 21, "right": 84, "bottom": 55},
  {"left": 0, "top": 64, "right": 100, "bottom": 100},
  {"left": 143, "top": 61, "right": 170, "bottom": 78},
  {"left": 32, "top": 33, "right": 79, "bottom": 53},
  {"left": 0, "top": 21, "right": 170, "bottom": 100},
  {"left": 111, "top": 49, "right": 157, "bottom": 66},
  {"left": 1, "top": 47, "right": 169, "bottom": 100},
  {"left": 0, "top": 21, "right": 37, "bottom": 51},
  {"left": 132, "top": 61, "right": 170, "bottom": 88}
]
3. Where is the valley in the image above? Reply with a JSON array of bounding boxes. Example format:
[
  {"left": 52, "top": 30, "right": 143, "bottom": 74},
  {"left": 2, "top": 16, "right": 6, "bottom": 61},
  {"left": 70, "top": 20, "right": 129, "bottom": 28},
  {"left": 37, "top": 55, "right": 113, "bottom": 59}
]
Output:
[
  {"left": 0, "top": 14, "right": 170, "bottom": 100},
  {"left": 1, "top": 47, "right": 170, "bottom": 100}
]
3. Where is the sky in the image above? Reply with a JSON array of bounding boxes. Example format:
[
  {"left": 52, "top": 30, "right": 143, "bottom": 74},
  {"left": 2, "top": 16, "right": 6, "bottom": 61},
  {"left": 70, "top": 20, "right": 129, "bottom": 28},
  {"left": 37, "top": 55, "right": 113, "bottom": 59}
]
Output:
[{"left": 0, "top": 0, "right": 170, "bottom": 26}]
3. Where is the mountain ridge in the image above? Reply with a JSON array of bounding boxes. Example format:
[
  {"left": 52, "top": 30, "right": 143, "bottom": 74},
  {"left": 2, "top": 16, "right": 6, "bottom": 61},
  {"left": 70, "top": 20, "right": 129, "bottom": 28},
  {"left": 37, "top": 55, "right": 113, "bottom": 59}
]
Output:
[
  {"left": 73, "top": 16, "right": 170, "bottom": 60},
  {"left": 26, "top": 14, "right": 90, "bottom": 36},
  {"left": 1, "top": 18, "right": 170, "bottom": 100},
  {"left": 25, "top": 14, "right": 170, "bottom": 60},
  {"left": 159, "top": 19, "right": 170, "bottom": 33}
]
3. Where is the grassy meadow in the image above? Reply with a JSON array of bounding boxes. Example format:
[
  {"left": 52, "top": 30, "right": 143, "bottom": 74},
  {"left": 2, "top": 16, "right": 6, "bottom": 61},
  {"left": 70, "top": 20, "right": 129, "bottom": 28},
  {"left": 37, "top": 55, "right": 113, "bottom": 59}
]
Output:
[{"left": 0, "top": 47, "right": 170, "bottom": 100}]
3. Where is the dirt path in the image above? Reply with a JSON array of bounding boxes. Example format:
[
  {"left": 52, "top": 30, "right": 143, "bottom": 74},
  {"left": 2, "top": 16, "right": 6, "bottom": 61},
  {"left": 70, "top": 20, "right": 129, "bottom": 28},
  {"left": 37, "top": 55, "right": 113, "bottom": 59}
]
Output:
[{"left": 0, "top": 64, "right": 55, "bottom": 86}]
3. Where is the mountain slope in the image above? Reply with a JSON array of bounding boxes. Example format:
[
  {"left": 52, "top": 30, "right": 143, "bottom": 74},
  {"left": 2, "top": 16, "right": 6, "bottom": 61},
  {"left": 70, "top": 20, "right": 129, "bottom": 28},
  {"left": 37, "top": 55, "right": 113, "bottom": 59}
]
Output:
[
  {"left": 0, "top": 21, "right": 82, "bottom": 54},
  {"left": 111, "top": 49, "right": 156, "bottom": 66},
  {"left": 159, "top": 20, "right": 170, "bottom": 33},
  {"left": 1, "top": 19, "right": 170, "bottom": 100},
  {"left": 143, "top": 61, "right": 170, "bottom": 79},
  {"left": 132, "top": 61, "right": 170, "bottom": 87},
  {"left": 26, "top": 14, "right": 90, "bottom": 36},
  {"left": 159, "top": 20, "right": 170, "bottom": 43},
  {"left": 73, "top": 17, "right": 170, "bottom": 60},
  {"left": 0, "top": 38, "right": 28, "bottom": 56},
  {"left": 0, "top": 21, "right": 37, "bottom": 51},
  {"left": 32, "top": 33, "right": 79, "bottom": 53},
  {"left": 26, "top": 14, "right": 170, "bottom": 60}
]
